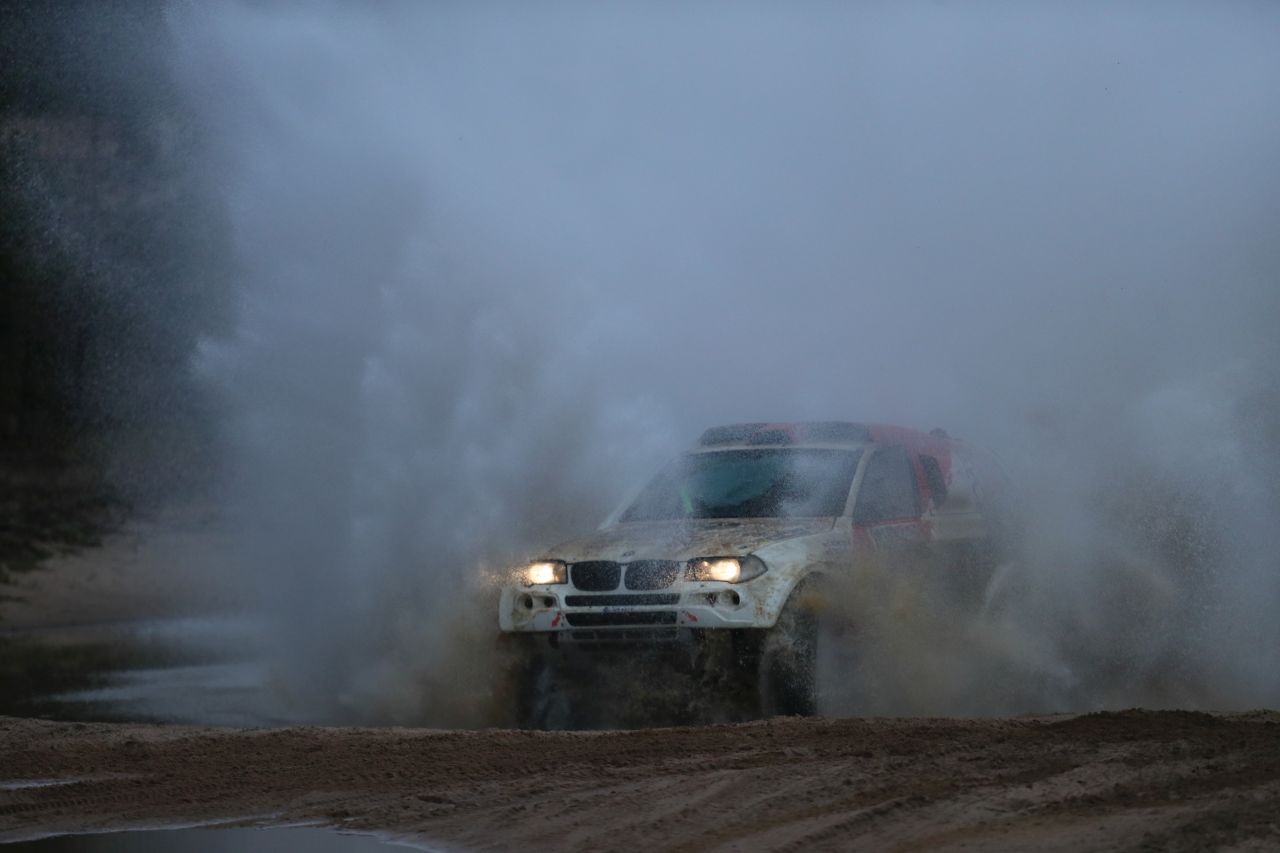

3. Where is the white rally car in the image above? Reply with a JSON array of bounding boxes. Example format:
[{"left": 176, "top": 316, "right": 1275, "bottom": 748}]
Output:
[{"left": 498, "top": 421, "right": 1009, "bottom": 724}]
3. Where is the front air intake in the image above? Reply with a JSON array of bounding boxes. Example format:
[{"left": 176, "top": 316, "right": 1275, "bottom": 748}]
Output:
[{"left": 565, "top": 611, "right": 678, "bottom": 627}]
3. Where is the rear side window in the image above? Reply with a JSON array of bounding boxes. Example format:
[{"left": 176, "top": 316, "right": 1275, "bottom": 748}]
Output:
[
  {"left": 919, "top": 454, "right": 948, "bottom": 506},
  {"left": 853, "top": 447, "right": 920, "bottom": 523}
]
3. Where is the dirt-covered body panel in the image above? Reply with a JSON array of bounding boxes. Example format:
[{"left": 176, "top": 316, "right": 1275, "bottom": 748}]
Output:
[
  {"left": 542, "top": 518, "right": 833, "bottom": 564},
  {"left": 498, "top": 518, "right": 844, "bottom": 634}
]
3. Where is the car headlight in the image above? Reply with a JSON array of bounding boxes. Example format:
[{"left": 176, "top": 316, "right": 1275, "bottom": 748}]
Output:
[
  {"left": 520, "top": 560, "right": 568, "bottom": 586},
  {"left": 686, "top": 555, "right": 767, "bottom": 583}
]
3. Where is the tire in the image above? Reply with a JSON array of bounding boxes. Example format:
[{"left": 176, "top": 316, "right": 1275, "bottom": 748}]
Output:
[
  {"left": 515, "top": 655, "right": 572, "bottom": 730},
  {"left": 758, "top": 579, "right": 845, "bottom": 716},
  {"left": 497, "top": 635, "right": 572, "bottom": 730}
]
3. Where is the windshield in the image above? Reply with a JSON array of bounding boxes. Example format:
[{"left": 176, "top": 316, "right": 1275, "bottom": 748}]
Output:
[{"left": 620, "top": 448, "right": 862, "bottom": 521}]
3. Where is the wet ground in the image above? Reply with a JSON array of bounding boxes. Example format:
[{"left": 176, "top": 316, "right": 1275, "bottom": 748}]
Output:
[
  {"left": 0, "top": 617, "right": 275, "bottom": 727},
  {"left": 0, "top": 500, "right": 272, "bottom": 729},
  {"left": 4, "top": 711, "right": 1280, "bottom": 851}
]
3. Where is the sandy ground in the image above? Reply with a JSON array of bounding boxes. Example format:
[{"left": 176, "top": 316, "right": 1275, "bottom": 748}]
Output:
[{"left": 3, "top": 711, "right": 1280, "bottom": 851}]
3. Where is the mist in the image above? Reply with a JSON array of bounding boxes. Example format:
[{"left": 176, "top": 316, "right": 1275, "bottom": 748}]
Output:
[{"left": 164, "top": 1, "right": 1280, "bottom": 722}]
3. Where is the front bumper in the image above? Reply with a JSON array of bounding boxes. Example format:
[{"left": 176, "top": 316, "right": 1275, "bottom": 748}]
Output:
[{"left": 498, "top": 582, "right": 767, "bottom": 639}]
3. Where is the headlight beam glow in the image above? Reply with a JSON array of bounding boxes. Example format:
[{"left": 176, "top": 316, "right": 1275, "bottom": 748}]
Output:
[
  {"left": 687, "top": 555, "right": 766, "bottom": 583},
  {"left": 523, "top": 560, "right": 567, "bottom": 586}
]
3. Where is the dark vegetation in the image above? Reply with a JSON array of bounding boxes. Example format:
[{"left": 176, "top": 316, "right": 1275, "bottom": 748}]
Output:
[{"left": 1, "top": 2, "right": 230, "bottom": 578}]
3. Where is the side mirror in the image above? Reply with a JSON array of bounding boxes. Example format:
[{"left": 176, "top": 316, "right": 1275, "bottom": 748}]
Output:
[{"left": 921, "top": 456, "right": 948, "bottom": 507}]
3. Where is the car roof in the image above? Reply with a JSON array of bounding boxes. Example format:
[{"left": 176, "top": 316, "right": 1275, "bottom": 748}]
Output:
[{"left": 694, "top": 420, "right": 954, "bottom": 454}]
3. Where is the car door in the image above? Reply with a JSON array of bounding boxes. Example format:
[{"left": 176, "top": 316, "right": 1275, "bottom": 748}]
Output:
[{"left": 851, "top": 445, "right": 926, "bottom": 558}]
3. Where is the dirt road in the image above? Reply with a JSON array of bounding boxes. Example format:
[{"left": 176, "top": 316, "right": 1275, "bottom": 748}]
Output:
[{"left": 3, "top": 711, "right": 1279, "bottom": 851}]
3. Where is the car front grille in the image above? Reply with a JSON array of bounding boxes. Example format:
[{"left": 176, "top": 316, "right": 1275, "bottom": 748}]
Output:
[
  {"left": 569, "top": 559, "right": 685, "bottom": 592},
  {"left": 623, "top": 560, "right": 682, "bottom": 590}
]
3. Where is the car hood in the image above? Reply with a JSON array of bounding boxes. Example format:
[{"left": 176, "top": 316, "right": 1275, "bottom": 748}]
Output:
[{"left": 543, "top": 518, "right": 836, "bottom": 563}]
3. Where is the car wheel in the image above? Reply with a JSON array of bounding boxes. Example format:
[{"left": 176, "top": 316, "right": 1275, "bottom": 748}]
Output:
[
  {"left": 758, "top": 579, "right": 847, "bottom": 716},
  {"left": 497, "top": 635, "right": 572, "bottom": 730},
  {"left": 516, "top": 655, "right": 572, "bottom": 730}
]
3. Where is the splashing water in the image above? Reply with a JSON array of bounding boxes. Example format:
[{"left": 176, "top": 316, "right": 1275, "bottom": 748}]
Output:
[{"left": 166, "top": 2, "right": 1280, "bottom": 723}]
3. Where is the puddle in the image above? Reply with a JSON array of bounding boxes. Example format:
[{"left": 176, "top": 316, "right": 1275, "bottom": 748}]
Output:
[
  {"left": 2, "top": 828, "right": 427, "bottom": 851},
  {"left": 0, "top": 780, "right": 83, "bottom": 792},
  {"left": 2, "top": 616, "right": 295, "bottom": 727},
  {"left": 52, "top": 661, "right": 280, "bottom": 728}
]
